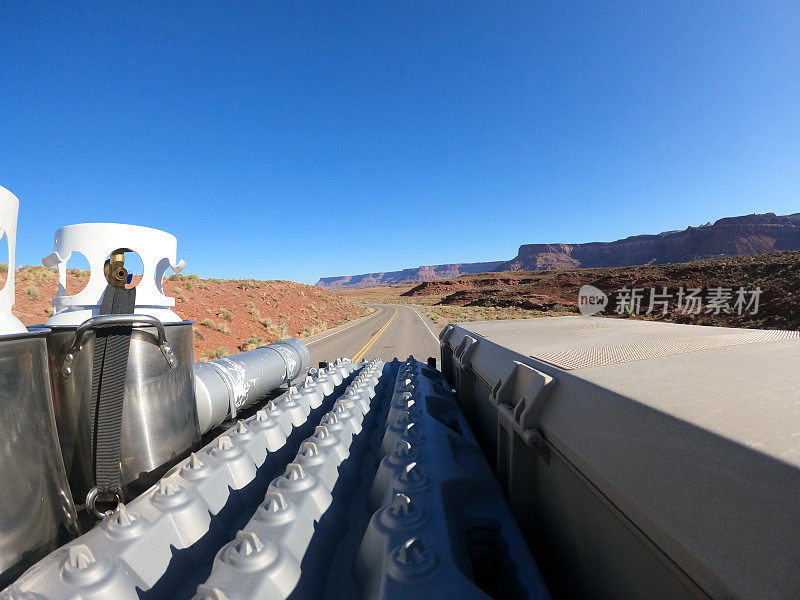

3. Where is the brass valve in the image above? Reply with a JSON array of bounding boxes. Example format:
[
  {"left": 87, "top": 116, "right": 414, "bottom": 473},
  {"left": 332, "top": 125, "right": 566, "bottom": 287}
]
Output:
[{"left": 103, "top": 250, "right": 128, "bottom": 287}]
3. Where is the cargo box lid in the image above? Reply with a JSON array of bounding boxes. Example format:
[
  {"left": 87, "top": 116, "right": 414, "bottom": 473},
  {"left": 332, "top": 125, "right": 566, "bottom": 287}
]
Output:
[{"left": 442, "top": 316, "right": 800, "bottom": 599}]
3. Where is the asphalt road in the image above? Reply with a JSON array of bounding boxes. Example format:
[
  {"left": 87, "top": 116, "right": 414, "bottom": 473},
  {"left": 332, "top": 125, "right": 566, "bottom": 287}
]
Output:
[{"left": 304, "top": 304, "right": 443, "bottom": 367}]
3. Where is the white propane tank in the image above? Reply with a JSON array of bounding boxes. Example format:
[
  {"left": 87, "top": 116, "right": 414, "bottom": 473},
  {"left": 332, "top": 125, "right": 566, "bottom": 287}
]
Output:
[
  {"left": 42, "top": 223, "right": 186, "bottom": 326},
  {"left": 0, "top": 186, "right": 30, "bottom": 335}
]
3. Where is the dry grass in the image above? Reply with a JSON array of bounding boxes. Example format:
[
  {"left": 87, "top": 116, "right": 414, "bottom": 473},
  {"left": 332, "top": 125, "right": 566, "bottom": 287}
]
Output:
[
  {"left": 337, "top": 285, "right": 573, "bottom": 324},
  {"left": 424, "top": 304, "right": 575, "bottom": 323}
]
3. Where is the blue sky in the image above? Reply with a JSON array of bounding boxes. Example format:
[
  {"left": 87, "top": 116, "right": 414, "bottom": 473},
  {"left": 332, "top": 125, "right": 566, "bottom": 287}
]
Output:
[{"left": 1, "top": 2, "right": 799, "bottom": 284}]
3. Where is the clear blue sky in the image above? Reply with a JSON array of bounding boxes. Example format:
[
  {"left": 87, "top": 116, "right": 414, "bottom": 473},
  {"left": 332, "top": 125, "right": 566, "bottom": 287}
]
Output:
[{"left": 2, "top": 2, "right": 799, "bottom": 284}]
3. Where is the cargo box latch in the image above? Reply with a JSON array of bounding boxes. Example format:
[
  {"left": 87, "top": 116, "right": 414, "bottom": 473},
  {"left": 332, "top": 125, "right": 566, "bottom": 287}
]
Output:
[
  {"left": 492, "top": 361, "right": 555, "bottom": 447},
  {"left": 453, "top": 335, "right": 479, "bottom": 371}
]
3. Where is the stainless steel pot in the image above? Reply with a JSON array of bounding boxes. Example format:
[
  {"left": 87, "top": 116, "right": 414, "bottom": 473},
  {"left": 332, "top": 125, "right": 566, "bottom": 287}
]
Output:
[
  {"left": 43, "top": 317, "right": 200, "bottom": 501},
  {"left": 0, "top": 329, "right": 79, "bottom": 587}
]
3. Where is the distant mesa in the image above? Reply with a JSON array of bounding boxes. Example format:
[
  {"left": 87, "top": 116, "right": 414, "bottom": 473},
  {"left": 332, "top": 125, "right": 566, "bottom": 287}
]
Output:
[
  {"left": 315, "top": 262, "right": 505, "bottom": 290},
  {"left": 315, "top": 212, "right": 800, "bottom": 289}
]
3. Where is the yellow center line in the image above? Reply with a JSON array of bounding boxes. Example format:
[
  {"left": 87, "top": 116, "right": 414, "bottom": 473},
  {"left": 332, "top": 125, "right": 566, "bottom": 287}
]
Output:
[{"left": 352, "top": 308, "right": 398, "bottom": 362}]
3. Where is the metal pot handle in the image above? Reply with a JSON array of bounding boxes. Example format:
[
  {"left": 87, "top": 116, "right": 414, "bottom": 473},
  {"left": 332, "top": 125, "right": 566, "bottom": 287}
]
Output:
[{"left": 61, "top": 314, "right": 177, "bottom": 378}]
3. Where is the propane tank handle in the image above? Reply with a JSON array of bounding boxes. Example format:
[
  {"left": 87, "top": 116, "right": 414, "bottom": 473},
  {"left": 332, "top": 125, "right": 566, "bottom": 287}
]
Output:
[{"left": 61, "top": 314, "right": 177, "bottom": 378}]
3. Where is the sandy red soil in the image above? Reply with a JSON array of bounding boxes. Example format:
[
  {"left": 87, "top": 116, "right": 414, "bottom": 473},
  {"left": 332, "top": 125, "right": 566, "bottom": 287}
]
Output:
[{"left": 8, "top": 267, "right": 369, "bottom": 359}]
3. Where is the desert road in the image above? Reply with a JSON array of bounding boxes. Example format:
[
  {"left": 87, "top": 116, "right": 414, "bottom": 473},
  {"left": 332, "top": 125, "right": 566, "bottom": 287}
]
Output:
[{"left": 304, "top": 304, "right": 444, "bottom": 367}]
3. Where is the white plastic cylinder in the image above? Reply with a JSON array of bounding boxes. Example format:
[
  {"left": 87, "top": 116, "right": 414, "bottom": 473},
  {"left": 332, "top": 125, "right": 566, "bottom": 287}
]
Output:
[
  {"left": 0, "top": 186, "right": 28, "bottom": 335},
  {"left": 42, "top": 223, "right": 186, "bottom": 326}
]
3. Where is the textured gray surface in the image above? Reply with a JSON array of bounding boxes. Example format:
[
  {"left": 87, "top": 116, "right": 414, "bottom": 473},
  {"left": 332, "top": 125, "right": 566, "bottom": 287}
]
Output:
[
  {"left": 195, "top": 359, "right": 385, "bottom": 600},
  {"left": 356, "top": 357, "right": 550, "bottom": 600},
  {"left": 535, "top": 329, "right": 800, "bottom": 369}
]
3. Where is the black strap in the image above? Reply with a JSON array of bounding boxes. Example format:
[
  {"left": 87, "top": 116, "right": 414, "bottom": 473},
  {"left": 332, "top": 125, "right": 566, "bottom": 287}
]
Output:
[{"left": 89, "top": 285, "right": 136, "bottom": 496}]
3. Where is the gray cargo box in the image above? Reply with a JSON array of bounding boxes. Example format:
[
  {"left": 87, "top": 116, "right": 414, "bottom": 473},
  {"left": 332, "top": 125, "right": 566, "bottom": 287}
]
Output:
[{"left": 441, "top": 316, "right": 800, "bottom": 600}]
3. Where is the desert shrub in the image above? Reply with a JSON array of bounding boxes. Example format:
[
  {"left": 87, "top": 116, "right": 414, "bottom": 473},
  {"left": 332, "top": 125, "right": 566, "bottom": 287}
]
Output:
[
  {"left": 240, "top": 279, "right": 262, "bottom": 290},
  {"left": 261, "top": 319, "right": 288, "bottom": 339},
  {"left": 217, "top": 322, "right": 230, "bottom": 334},
  {"left": 301, "top": 326, "right": 313, "bottom": 337},
  {"left": 184, "top": 281, "right": 194, "bottom": 292},
  {"left": 25, "top": 285, "right": 39, "bottom": 300},
  {"left": 21, "top": 265, "right": 45, "bottom": 274},
  {"left": 201, "top": 318, "right": 215, "bottom": 328},
  {"left": 240, "top": 335, "right": 265, "bottom": 352},
  {"left": 245, "top": 301, "right": 261, "bottom": 321},
  {"left": 197, "top": 282, "right": 206, "bottom": 289},
  {"left": 219, "top": 308, "right": 232, "bottom": 321}
]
